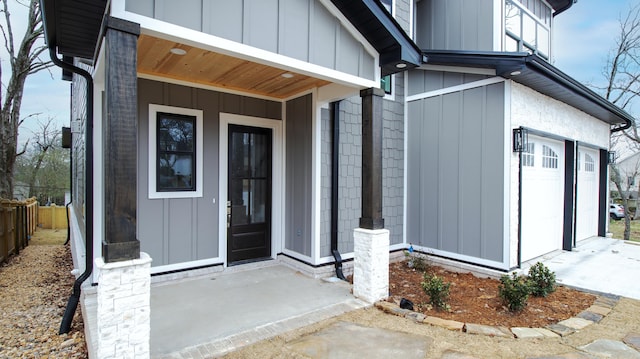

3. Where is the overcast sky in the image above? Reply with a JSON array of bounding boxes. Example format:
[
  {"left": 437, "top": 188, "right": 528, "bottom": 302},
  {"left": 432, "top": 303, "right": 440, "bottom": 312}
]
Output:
[{"left": 1, "top": 0, "right": 636, "bottom": 144}]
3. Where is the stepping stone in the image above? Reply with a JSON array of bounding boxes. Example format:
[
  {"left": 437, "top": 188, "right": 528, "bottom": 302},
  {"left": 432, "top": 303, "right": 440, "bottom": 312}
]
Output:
[
  {"left": 532, "top": 328, "right": 561, "bottom": 338},
  {"left": 624, "top": 333, "right": 640, "bottom": 351},
  {"left": 440, "top": 350, "right": 480, "bottom": 359},
  {"left": 512, "top": 327, "right": 545, "bottom": 338},
  {"left": 578, "top": 339, "right": 640, "bottom": 358},
  {"left": 285, "top": 321, "right": 431, "bottom": 359},
  {"left": 557, "top": 317, "right": 593, "bottom": 330},
  {"left": 546, "top": 323, "right": 575, "bottom": 337},
  {"left": 576, "top": 311, "right": 603, "bottom": 323},
  {"left": 594, "top": 296, "right": 620, "bottom": 308},
  {"left": 423, "top": 316, "right": 464, "bottom": 331},
  {"left": 586, "top": 305, "right": 611, "bottom": 316},
  {"left": 404, "top": 311, "right": 426, "bottom": 322},
  {"left": 464, "top": 323, "right": 513, "bottom": 338}
]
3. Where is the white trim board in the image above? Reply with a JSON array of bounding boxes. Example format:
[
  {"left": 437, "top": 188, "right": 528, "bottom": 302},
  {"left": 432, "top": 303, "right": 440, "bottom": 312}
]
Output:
[{"left": 218, "top": 113, "right": 285, "bottom": 267}]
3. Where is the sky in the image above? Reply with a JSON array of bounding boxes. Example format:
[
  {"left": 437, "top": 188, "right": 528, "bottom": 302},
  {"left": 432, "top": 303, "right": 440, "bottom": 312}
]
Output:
[{"left": 0, "top": 0, "right": 637, "bottom": 145}]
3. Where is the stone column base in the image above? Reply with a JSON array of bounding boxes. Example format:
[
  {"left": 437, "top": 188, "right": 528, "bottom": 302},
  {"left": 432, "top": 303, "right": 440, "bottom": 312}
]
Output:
[
  {"left": 353, "top": 228, "right": 390, "bottom": 303},
  {"left": 95, "top": 252, "right": 152, "bottom": 359}
]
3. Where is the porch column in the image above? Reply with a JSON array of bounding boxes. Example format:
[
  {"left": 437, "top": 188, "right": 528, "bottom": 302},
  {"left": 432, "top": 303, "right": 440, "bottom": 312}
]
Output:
[
  {"left": 102, "top": 17, "right": 140, "bottom": 262},
  {"left": 96, "top": 17, "right": 151, "bottom": 359},
  {"left": 353, "top": 88, "right": 389, "bottom": 303}
]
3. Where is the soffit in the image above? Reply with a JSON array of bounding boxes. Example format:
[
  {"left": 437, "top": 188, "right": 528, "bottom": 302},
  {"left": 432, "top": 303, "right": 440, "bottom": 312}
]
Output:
[{"left": 137, "top": 35, "right": 331, "bottom": 99}]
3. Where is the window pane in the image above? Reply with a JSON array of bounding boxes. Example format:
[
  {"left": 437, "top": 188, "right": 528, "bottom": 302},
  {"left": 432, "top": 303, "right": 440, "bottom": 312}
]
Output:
[
  {"left": 250, "top": 179, "right": 266, "bottom": 223},
  {"left": 381, "top": 75, "right": 392, "bottom": 94},
  {"left": 522, "top": 13, "right": 536, "bottom": 46},
  {"left": 505, "top": 1, "right": 521, "bottom": 37},
  {"left": 506, "top": 35, "right": 519, "bottom": 52},
  {"left": 380, "top": 0, "right": 392, "bottom": 14},
  {"left": 250, "top": 133, "right": 269, "bottom": 177},
  {"left": 158, "top": 154, "right": 193, "bottom": 190},
  {"left": 159, "top": 115, "right": 194, "bottom": 152},
  {"left": 537, "top": 25, "right": 549, "bottom": 56}
]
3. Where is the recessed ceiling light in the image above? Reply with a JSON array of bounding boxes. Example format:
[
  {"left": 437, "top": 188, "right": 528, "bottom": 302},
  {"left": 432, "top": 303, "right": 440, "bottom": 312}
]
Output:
[
  {"left": 396, "top": 63, "right": 407, "bottom": 69},
  {"left": 510, "top": 70, "right": 522, "bottom": 76},
  {"left": 281, "top": 73, "right": 294, "bottom": 78},
  {"left": 170, "top": 48, "right": 187, "bottom": 55}
]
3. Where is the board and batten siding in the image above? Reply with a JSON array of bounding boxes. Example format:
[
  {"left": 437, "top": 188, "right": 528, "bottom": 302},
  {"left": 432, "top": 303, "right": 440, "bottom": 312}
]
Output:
[
  {"left": 285, "top": 94, "right": 313, "bottom": 257},
  {"left": 125, "top": 0, "right": 375, "bottom": 81},
  {"left": 406, "top": 78, "right": 506, "bottom": 266},
  {"left": 414, "top": 0, "right": 495, "bottom": 51},
  {"left": 137, "top": 78, "right": 281, "bottom": 269}
]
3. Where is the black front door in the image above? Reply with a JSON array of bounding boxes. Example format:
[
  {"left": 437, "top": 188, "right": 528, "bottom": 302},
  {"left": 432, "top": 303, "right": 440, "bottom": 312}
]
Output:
[{"left": 227, "top": 125, "right": 272, "bottom": 264}]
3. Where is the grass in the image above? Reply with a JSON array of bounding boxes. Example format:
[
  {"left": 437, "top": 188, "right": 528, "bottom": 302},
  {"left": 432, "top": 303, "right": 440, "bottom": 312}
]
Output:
[{"left": 608, "top": 218, "right": 640, "bottom": 242}]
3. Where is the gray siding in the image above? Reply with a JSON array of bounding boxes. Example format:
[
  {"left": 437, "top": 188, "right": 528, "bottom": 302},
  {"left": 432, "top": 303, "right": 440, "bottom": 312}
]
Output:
[
  {"left": 408, "top": 70, "right": 492, "bottom": 97},
  {"left": 285, "top": 94, "right": 313, "bottom": 257},
  {"left": 320, "top": 108, "right": 331, "bottom": 257},
  {"left": 337, "top": 98, "right": 361, "bottom": 254},
  {"left": 137, "top": 78, "right": 281, "bottom": 268},
  {"left": 415, "top": 0, "right": 495, "bottom": 51},
  {"left": 125, "top": 0, "right": 375, "bottom": 81},
  {"left": 406, "top": 81, "right": 505, "bottom": 262}
]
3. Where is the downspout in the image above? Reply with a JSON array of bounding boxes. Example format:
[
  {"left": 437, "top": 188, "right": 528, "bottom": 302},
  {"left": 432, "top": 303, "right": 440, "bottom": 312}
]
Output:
[
  {"left": 48, "top": 45, "right": 94, "bottom": 335},
  {"left": 330, "top": 101, "right": 346, "bottom": 280},
  {"left": 516, "top": 135, "right": 523, "bottom": 269}
]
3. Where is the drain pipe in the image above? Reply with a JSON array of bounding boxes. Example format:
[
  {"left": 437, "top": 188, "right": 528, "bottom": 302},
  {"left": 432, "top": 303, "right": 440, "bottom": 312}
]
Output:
[
  {"left": 48, "top": 45, "right": 95, "bottom": 335},
  {"left": 330, "top": 101, "right": 346, "bottom": 280}
]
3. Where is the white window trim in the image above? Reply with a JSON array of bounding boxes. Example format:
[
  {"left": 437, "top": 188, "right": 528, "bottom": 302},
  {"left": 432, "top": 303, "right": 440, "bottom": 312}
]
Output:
[{"left": 148, "top": 104, "right": 204, "bottom": 199}]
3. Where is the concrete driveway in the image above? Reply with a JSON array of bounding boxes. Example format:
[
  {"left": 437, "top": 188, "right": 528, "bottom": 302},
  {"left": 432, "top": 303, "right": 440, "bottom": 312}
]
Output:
[{"left": 525, "top": 237, "right": 640, "bottom": 299}]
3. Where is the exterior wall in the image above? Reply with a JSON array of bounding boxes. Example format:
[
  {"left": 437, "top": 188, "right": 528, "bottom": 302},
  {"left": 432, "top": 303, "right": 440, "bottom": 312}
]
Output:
[
  {"left": 70, "top": 61, "right": 91, "bottom": 236},
  {"left": 414, "top": 0, "right": 495, "bottom": 51},
  {"left": 407, "top": 70, "right": 493, "bottom": 96},
  {"left": 285, "top": 94, "right": 313, "bottom": 257},
  {"left": 124, "top": 0, "right": 375, "bottom": 81},
  {"left": 406, "top": 75, "right": 506, "bottom": 268},
  {"left": 508, "top": 81, "right": 610, "bottom": 267},
  {"left": 320, "top": 108, "right": 331, "bottom": 257},
  {"left": 137, "top": 78, "right": 282, "bottom": 269}
]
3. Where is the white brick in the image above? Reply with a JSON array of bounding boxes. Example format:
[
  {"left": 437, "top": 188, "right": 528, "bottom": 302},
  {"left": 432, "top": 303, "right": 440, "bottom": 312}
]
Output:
[{"left": 353, "top": 228, "right": 390, "bottom": 303}]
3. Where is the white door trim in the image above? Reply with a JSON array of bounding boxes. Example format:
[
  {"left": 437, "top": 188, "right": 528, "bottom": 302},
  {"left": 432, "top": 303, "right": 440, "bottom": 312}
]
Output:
[{"left": 219, "top": 113, "right": 284, "bottom": 267}]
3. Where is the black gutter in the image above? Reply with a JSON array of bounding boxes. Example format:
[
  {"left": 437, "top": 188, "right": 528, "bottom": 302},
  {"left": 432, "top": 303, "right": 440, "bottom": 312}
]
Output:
[
  {"left": 330, "top": 101, "right": 346, "bottom": 280},
  {"left": 48, "top": 46, "right": 94, "bottom": 335},
  {"left": 553, "top": 0, "right": 576, "bottom": 17}
]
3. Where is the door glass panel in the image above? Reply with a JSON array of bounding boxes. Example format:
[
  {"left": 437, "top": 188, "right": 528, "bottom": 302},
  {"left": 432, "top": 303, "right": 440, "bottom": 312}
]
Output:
[
  {"left": 251, "top": 133, "right": 268, "bottom": 177},
  {"left": 250, "top": 179, "right": 266, "bottom": 223},
  {"left": 230, "top": 132, "right": 249, "bottom": 177}
]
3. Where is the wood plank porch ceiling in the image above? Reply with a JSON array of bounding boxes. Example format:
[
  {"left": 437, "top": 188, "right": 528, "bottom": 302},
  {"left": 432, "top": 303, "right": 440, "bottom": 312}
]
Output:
[{"left": 137, "top": 35, "right": 331, "bottom": 99}]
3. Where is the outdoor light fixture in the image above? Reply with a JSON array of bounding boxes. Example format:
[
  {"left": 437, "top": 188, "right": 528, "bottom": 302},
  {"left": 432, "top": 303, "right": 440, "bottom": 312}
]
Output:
[
  {"left": 281, "top": 73, "right": 294, "bottom": 78},
  {"left": 608, "top": 151, "right": 616, "bottom": 164},
  {"left": 512, "top": 127, "right": 528, "bottom": 152},
  {"left": 396, "top": 63, "right": 407, "bottom": 69},
  {"left": 170, "top": 48, "right": 186, "bottom": 55}
]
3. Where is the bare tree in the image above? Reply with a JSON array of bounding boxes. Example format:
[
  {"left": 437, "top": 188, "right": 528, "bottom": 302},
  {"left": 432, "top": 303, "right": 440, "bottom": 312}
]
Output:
[
  {"left": 0, "top": 0, "right": 53, "bottom": 198},
  {"left": 592, "top": 3, "right": 640, "bottom": 240},
  {"left": 25, "top": 117, "right": 59, "bottom": 197}
]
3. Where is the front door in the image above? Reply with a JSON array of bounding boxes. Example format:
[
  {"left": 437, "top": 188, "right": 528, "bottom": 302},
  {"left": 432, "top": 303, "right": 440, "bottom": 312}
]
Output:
[{"left": 227, "top": 125, "right": 272, "bottom": 265}]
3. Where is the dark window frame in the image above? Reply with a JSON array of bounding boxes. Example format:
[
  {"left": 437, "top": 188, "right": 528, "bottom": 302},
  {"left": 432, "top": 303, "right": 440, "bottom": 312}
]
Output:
[{"left": 156, "top": 112, "right": 197, "bottom": 192}]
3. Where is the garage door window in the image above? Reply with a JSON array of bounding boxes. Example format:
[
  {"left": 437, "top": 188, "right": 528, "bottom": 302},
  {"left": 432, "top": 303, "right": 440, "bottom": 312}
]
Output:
[
  {"left": 523, "top": 143, "right": 535, "bottom": 167},
  {"left": 542, "top": 145, "right": 558, "bottom": 169}
]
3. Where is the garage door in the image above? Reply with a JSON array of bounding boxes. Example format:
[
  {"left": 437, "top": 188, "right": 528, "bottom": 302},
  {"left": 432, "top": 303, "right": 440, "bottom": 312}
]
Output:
[
  {"left": 521, "top": 136, "right": 565, "bottom": 262},
  {"left": 575, "top": 148, "right": 600, "bottom": 241}
]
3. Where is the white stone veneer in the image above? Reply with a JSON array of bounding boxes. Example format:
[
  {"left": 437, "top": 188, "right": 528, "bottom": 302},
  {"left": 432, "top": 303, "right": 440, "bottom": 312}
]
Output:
[
  {"left": 95, "top": 252, "right": 152, "bottom": 359},
  {"left": 353, "top": 228, "right": 390, "bottom": 303}
]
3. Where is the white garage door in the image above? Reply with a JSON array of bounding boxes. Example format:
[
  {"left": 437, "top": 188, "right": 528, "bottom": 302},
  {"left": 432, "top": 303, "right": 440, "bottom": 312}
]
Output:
[
  {"left": 521, "top": 136, "right": 565, "bottom": 262},
  {"left": 575, "top": 148, "right": 600, "bottom": 241}
]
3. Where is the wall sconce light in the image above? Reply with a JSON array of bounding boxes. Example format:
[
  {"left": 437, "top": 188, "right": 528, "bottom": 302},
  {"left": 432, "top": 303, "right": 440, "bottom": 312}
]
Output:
[
  {"left": 608, "top": 151, "right": 616, "bottom": 164},
  {"left": 512, "top": 127, "right": 528, "bottom": 152}
]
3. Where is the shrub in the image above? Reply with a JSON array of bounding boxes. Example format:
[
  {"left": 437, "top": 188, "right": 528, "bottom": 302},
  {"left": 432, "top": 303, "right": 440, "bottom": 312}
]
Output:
[
  {"left": 404, "top": 250, "right": 430, "bottom": 272},
  {"left": 421, "top": 272, "right": 451, "bottom": 311},
  {"left": 499, "top": 273, "right": 530, "bottom": 312},
  {"left": 527, "top": 262, "right": 556, "bottom": 297}
]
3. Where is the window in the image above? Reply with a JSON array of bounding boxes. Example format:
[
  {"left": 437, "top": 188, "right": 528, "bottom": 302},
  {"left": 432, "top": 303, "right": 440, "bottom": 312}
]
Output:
[
  {"left": 584, "top": 153, "right": 595, "bottom": 172},
  {"left": 149, "top": 104, "right": 203, "bottom": 199},
  {"left": 505, "top": 0, "right": 551, "bottom": 59},
  {"left": 522, "top": 142, "right": 535, "bottom": 167},
  {"left": 380, "top": 0, "right": 393, "bottom": 15},
  {"left": 381, "top": 75, "right": 392, "bottom": 95},
  {"left": 542, "top": 145, "right": 558, "bottom": 169}
]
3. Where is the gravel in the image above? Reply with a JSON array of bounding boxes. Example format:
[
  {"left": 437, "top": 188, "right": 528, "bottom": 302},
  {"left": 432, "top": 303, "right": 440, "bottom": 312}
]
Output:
[{"left": 0, "top": 243, "right": 87, "bottom": 358}]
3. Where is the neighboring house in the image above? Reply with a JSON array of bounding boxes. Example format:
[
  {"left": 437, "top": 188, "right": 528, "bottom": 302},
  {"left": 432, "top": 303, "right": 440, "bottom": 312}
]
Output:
[
  {"left": 41, "top": 0, "right": 633, "bottom": 356},
  {"left": 611, "top": 152, "right": 640, "bottom": 199}
]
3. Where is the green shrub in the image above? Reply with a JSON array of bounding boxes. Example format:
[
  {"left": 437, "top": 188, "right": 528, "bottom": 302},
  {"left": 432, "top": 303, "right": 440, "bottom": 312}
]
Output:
[
  {"left": 499, "top": 273, "right": 530, "bottom": 312},
  {"left": 527, "top": 262, "right": 556, "bottom": 297},
  {"left": 421, "top": 272, "right": 451, "bottom": 311},
  {"left": 404, "top": 251, "right": 430, "bottom": 272}
]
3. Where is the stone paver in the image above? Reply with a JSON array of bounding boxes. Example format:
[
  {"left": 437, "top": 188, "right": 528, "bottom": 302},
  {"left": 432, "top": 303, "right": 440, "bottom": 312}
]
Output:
[
  {"left": 624, "top": 333, "right": 640, "bottom": 351},
  {"left": 579, "top": 339, "right": 640, "bottom": 358},
  {"left": 422, "top": 316, "right": 465, "bottom": 331},
  {"left": 593, "top": 296, "right": 620, "bottom": 308},
  {"left": 440, "top": 350, "right": 480, "bottom": 359},
  {"left": 532, "top": 328, "right": 561, "bottom": 338},
  {"left": 512, "top": 327, "right": 545, "bottom": 338},
  {"left": 586, "top": 304, "right": 612, "bottom": 316},
  {"left": 557, "top": 317, "right": 593, "bottom": 330},
  {"left": 464, "top": 323, "right": 513, "bottom": 338},
  {"left": 576, "top": 311, "right": 603, "bottom": 323},
  {"left": 404, "top": 311, "right": 426, "bottom": 322},
  {"left": 526, "top": 353, "right": 593, "bottom": 359},
  {"left": 285, "top": 321, "right": 431, "bottom": 359},
  {"left": 546, "top": 323, "right": 576, "bottom": 337}
]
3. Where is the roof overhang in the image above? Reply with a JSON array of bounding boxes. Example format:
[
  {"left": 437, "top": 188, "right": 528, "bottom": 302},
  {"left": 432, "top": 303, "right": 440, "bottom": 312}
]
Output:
[
  {"left": 40, "top": 0, "right": 107, "bottom": 59},
  {"left": 421, "top": 50, "right": 634, "bottom": 130},
  {"left": 548, "top": 0, "right": 575, "bottom": 16},
  {"left": 330, "top": 0, "right": 422, "bottom": 76}
]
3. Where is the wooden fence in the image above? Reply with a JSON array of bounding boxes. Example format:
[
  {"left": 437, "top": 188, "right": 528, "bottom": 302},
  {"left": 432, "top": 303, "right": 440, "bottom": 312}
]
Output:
[
  {"left": 38, "top": 205, "right": 69, "bottom": 230},
  {"left": 0, "top": 198, "right": 38, "bottom": 264}
]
